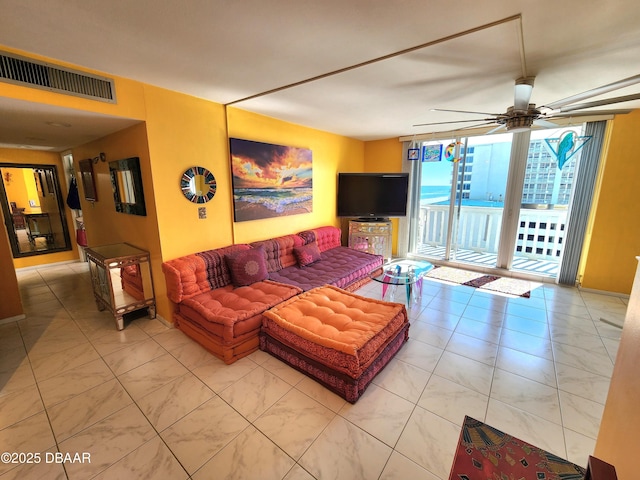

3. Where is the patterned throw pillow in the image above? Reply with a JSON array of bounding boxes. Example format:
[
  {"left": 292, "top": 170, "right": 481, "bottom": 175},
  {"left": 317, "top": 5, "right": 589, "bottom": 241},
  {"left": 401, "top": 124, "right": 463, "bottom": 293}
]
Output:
[
  {"left": 225, "top": 246, "right": 268, "bottom": 286},
  {"left": 293, "top": 242, "right": 322, "bottom": 267}
]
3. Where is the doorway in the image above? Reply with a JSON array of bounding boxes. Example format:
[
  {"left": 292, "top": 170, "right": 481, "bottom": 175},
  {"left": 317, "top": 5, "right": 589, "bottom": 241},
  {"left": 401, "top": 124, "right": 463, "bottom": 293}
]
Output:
[{"left": 0, "top": 163, "right": 72, "bottom": 257}]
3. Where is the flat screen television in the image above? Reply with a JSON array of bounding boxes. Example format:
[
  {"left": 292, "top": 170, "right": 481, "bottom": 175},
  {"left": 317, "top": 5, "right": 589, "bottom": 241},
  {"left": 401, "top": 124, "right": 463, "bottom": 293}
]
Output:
[{"left": 337, "top": 173, "right": 409, "bottom": 219}]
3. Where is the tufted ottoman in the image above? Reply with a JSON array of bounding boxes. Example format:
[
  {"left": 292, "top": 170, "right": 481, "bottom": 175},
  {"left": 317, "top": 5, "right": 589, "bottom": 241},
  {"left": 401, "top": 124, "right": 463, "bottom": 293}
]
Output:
[{"left": 260, "top": 285, "right": 409, "bottom": 403}]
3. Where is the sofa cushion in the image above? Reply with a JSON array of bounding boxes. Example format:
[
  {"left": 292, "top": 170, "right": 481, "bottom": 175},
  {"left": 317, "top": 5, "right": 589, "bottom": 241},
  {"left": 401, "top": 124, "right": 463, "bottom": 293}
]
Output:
[
  {"left": 251, "top": 234, "right": 303, "bottom": 272},
  {"left": 293, "top": 241, "right": 321, "bottom": 267},
  {"left": 298, "top": 226, "right": 342, "bottom": 252},
  {"left": 177, "top": 280, "right": 302, "bottom": 342},
  {"left": 268, "top": 246, "right": 382, "bottom": 291},
  {"left": 162, "top": 244, "right": 251, "bottom": 303},
  {"left": 225, "top": 246, "right": 268, "bottom": 286}
]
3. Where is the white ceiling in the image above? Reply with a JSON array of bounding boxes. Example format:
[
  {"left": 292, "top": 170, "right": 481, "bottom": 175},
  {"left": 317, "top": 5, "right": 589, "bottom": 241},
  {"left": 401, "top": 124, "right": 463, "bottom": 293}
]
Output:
[{"left": 1, "top": 0, "right": 640, "bottom": 150}]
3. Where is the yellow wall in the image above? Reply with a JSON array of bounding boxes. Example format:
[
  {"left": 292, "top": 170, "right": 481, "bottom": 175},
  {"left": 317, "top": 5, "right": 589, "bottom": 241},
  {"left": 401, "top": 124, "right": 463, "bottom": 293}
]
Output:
[
  {"left": 1, "top": 167, "right": 33, "bottom": 210},
  {"left": 0, "top": 46, "right": 146, "bottom": 122},
  {"left": 0, "top": 148, "right": 79, "bottom": 268},
  {"left": 363, "top": 138, "right": 404, "bottom": 254},
  {"left": 142, "top": 86, "right": 234, "bottom": 259},
  {"left": 227, "top": 107, "right": 364, "bottom": 244},
  {"left": 581, "top": 110, "right": 640, "bottom": 294},
  {"left": 71, "top": 122, "right": 171, "bottom": 319}
]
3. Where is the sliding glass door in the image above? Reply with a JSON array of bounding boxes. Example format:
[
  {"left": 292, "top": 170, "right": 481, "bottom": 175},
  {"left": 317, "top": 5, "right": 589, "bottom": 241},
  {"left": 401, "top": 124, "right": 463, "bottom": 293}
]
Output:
[
  {"left": 412, "top": 133, "right": 513, "bottom": 268},
  {"left": 408, "top": 124, "right": 594, "bottom": 279}
]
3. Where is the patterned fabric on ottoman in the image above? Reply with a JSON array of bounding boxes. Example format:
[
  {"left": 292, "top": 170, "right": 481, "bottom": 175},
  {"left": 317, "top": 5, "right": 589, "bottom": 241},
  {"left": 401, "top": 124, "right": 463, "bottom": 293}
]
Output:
[{"left": 260, "top": 285, "right": 409, "bottom": 402}]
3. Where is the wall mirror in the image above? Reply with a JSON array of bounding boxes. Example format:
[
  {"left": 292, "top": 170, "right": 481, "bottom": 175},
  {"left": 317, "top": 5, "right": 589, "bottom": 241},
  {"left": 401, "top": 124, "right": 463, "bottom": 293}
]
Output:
[
  {"left": 0, "top": 163, "right": 72, "bottom": 257},
  {"left": 109, "top": 157, "right": 147, "bottom": 216},
  {"left": 181, "top": 166, "right": 217, "bottom": 203},
  {"left": 79, "top": 158, "right": 97, "bottom": 201}
]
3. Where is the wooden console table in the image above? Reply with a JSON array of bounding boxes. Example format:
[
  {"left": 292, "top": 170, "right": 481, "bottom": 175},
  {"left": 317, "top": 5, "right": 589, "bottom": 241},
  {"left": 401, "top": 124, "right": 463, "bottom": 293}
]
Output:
[{"left": 85, "top": 243, "right": 156, "bottom": 330}]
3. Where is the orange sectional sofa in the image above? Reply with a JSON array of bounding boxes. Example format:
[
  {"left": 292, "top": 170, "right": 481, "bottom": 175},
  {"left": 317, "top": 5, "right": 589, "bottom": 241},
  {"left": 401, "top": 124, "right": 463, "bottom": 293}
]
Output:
[{"left": 162, "top": 226, "right": 384, "bottom": 364}]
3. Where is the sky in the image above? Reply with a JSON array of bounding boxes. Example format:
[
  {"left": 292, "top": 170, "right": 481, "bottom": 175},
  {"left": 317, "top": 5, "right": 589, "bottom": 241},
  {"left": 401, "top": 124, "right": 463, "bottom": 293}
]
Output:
[{"left": 230, "top": 138, "right": 313, "bottom": 189}]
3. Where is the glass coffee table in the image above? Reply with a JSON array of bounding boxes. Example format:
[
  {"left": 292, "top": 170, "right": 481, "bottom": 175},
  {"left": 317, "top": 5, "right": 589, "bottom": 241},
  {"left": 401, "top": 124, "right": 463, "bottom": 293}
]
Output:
[{"left": 371, "top": 259, "right": 434, "bottom": 305}]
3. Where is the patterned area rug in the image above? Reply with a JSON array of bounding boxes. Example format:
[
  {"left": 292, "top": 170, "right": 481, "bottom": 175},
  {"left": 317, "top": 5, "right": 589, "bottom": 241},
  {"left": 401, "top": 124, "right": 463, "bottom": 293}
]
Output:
[
  {"left": 425, "top": 266, "right": 540, "bottom": 298},
  {"left": 449, "top": 416, "right": 586, "bottom": 480}
]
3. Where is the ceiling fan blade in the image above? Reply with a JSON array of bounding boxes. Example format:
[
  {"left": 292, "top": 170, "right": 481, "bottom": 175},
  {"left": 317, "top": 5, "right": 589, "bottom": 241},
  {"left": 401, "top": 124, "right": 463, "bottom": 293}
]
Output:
[
  {"left": 555, "top": 93, "right": 640, "bottom": 113},
  {"left": 532, "top": 119, "right": 558, "bottom": 128},
  {"left": 486, "top": 124, "right": 507, "bottom": 134},
  {"left": 453, "top": 121, "right": 500, "bottom": 131},
  {"left": 514, "top": 77, "right": 534, "bottom": 111},
  {"left": 541, "top": 73, "right": 640, "bottom": 110},
  {"left": 547, "top": 108, "right": 633, "bottom": 118},
  {"left": 431, "top": 108, "right": 501, "bottom": 116},
  {"left": 413, "top": 118, "right": 496, "bottom": 127}
]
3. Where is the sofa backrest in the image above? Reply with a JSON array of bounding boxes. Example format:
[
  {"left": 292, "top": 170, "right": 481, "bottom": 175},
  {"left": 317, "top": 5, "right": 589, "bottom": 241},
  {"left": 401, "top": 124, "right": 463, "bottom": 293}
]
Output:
[
  {"left": 251, "top": 234, "right": 303, "bottom": 273},
  {"left": 298, "top": 226, "right": 342, "bottom": 252},
  {"left": 162, "top": 244, "right": 251, "bottom": 303}
]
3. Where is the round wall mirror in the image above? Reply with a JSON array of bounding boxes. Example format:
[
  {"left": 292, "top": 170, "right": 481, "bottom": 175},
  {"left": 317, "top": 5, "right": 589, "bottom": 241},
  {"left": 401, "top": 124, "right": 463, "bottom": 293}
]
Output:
[{"left": 180, "top": 167, "right": 217, "bottom": 203}]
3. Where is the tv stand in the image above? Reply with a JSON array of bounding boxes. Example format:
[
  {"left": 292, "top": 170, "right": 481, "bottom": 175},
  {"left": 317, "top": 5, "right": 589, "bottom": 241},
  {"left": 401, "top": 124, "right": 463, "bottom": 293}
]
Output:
[{"left": 348, "top": 219, "right": 392, "bottom": 261}]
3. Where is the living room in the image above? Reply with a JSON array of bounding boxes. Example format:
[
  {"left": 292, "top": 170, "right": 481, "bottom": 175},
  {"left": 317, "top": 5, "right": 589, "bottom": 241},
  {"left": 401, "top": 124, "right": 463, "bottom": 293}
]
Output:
[{"left": 1, "top": 2, "right": 640, "bottom": 479}]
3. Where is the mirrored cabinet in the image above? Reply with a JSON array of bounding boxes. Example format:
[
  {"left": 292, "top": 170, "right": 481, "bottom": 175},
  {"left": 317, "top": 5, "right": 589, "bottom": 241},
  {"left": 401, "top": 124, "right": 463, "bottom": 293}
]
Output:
[{"left": 85, "top": 243, "right": 155, "bottom": 330}]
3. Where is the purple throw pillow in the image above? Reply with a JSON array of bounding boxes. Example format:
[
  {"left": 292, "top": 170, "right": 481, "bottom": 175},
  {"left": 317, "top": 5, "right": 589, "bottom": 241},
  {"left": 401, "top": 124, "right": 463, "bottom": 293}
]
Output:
[
  {"left": 294, "top": 242, "right": 322, "bottom": 267},
  {"left": 225, "top": 246, "right": 268, "bottom": 286}
]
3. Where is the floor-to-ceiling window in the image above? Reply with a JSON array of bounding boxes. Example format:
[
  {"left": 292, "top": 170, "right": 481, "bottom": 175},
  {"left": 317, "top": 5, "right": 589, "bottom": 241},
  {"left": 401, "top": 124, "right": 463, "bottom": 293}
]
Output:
[{"left": 407, "top": 124, "right": 594, "bottom": 280}]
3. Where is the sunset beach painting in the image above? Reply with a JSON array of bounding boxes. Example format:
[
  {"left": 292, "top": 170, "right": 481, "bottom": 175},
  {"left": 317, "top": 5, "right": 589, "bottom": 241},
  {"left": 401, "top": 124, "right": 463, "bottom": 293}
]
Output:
[{"left": 230, "top": 138, "right": 313, "bottom": 222}]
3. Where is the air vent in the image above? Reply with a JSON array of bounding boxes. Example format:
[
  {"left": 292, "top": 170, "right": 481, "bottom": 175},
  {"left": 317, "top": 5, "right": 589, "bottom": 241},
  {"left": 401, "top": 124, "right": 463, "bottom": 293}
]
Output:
[{"left": 0, "top": 51, "right": 116, "bottom": 103}]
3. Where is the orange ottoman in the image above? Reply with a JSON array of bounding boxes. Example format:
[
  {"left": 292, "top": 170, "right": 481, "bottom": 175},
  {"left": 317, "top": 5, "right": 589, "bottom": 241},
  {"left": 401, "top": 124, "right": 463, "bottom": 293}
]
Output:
[{"left": 260, "top": 285, "right": 409, "bottom": 403}]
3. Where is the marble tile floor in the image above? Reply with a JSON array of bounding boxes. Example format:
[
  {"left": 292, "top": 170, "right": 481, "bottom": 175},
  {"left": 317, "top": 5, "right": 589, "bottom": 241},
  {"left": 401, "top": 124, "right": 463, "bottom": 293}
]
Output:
[{"left": 0, "top": 262, "right": 626, "bottom": 479}]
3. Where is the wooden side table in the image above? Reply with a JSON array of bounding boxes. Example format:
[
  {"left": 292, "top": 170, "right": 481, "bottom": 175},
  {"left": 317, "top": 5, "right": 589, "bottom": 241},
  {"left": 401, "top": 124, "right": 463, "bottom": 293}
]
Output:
[{"left": 85, "top": 243, "right": 156, "bottom": 330}]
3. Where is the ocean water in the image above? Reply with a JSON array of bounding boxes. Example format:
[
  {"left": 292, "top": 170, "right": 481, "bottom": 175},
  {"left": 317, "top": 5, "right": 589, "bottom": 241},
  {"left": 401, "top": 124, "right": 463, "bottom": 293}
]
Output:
[
  {"left": 421, "top": 185, "right": 503, "bottom": 207},
  {"left": 421, "top": 185, "right": 451, "bottom": 204},
  {"left": 234, "top": 187, "right": 312, "bottom": 213}
]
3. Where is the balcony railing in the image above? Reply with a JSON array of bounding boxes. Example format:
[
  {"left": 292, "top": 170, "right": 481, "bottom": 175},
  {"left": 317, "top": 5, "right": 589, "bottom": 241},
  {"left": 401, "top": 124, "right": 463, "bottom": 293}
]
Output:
[{"left": 415, "top": 204, "right": 568, "bottom": 264}]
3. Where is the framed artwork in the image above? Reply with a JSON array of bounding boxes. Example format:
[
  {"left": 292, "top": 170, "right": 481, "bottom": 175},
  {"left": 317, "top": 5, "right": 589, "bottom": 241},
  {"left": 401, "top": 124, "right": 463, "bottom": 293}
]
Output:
[
  {"left": 229, "top": 138, "right": 313, "bottom": 222},
  {"left": 408, "top": 148, "right": 420, "bottom": 161},
  {"left": 422, "top": 144, "right": 443, "bottom": 162},
  {"left": 78, "top": 158, "right": 97, "bottom": 201}
]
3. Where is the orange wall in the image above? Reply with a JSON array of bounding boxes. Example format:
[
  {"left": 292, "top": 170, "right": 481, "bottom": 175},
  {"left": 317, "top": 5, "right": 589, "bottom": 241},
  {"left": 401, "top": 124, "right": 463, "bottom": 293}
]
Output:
[
  {"left": 227, "top": 107, "right": 364, "bottom": 244},
  {"left": 581, "top": 110, "right": 640, "bottom": 294},
  {"left": 0, "top": 148, "right": 79, "bottom": 268}
]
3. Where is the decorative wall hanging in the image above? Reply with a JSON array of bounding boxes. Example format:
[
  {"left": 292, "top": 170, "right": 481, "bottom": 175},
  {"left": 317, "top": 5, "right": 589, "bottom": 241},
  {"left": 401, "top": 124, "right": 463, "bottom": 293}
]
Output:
[
  {"left": 444, "top": 141, "right": 464, "bottom": 162},
  {"left": 181, "top": 166, "right": 217, "bottom": 203},
  {"left": 544, "top": 130, "right": 592, "bottom": 170},
  {"left": 229, "top": 138, "right": 313, "bottom": 222},
  {"left": 408, "top": 148, "right": 420, "bottom": 161},
  {"left": 422, "top": 144, "right": 443, "bottom": 162}
]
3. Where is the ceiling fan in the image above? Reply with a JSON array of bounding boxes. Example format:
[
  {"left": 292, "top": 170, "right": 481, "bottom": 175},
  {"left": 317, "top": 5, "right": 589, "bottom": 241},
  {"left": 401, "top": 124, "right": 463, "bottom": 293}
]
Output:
[{"left": 414, "top": 74, "right": 640, "bottom": 133}]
